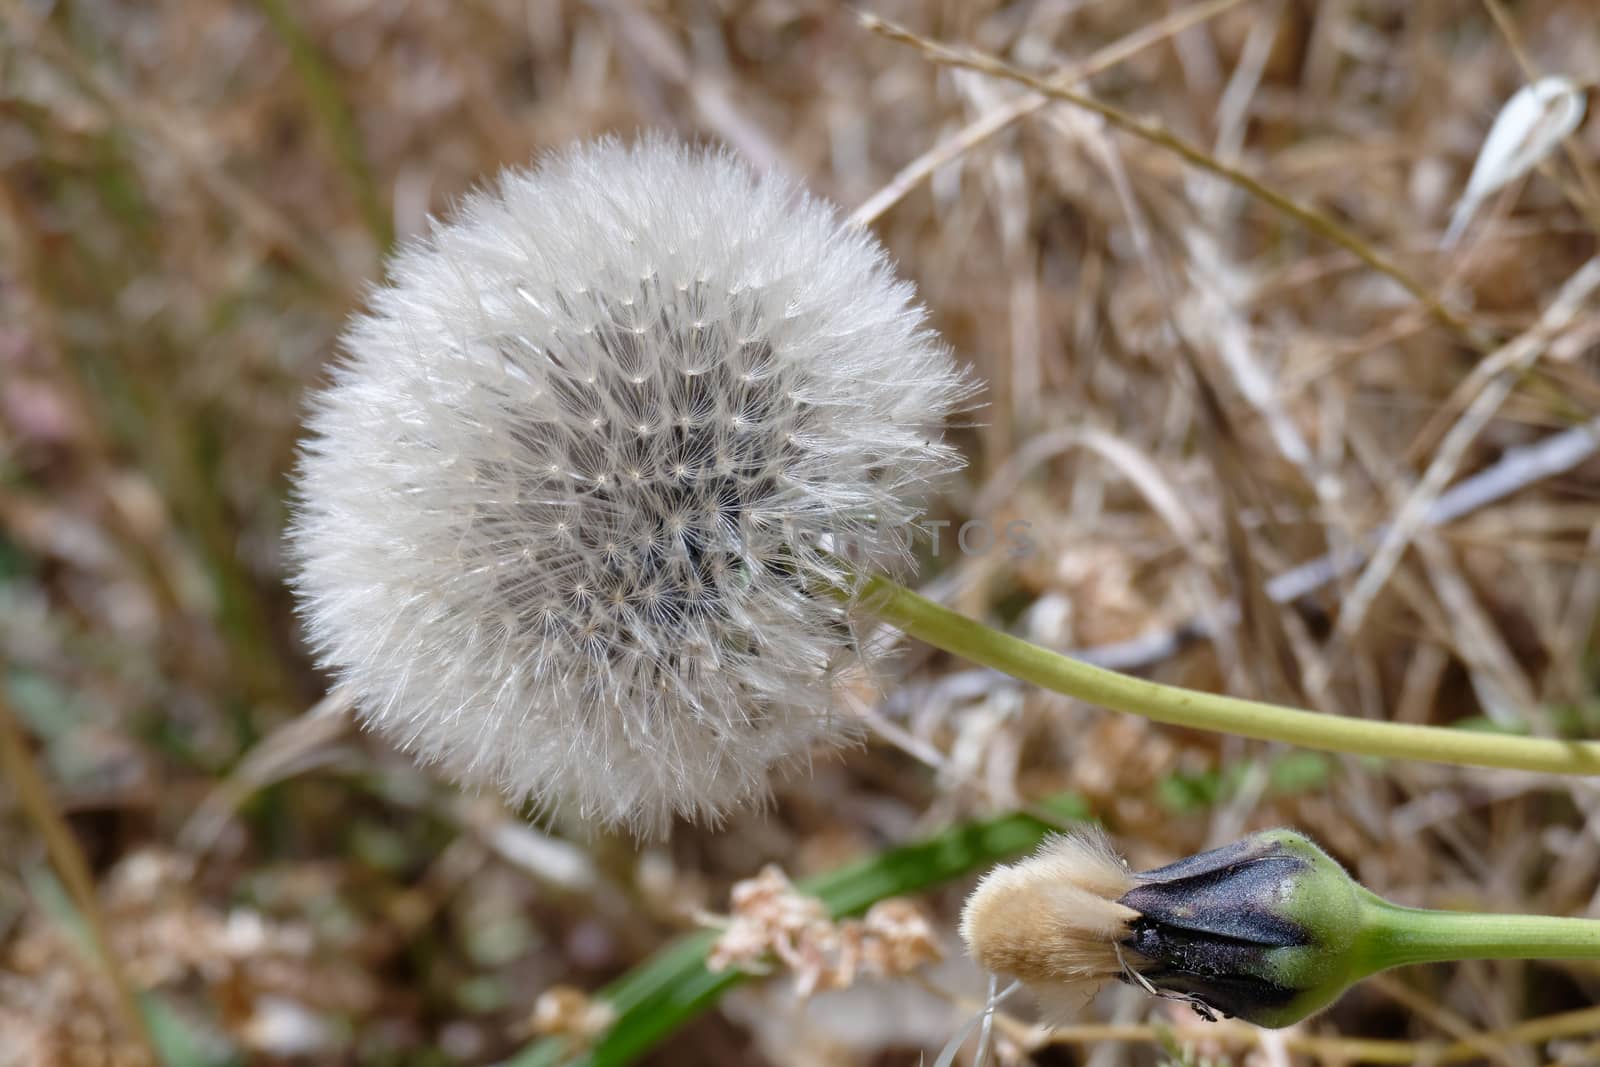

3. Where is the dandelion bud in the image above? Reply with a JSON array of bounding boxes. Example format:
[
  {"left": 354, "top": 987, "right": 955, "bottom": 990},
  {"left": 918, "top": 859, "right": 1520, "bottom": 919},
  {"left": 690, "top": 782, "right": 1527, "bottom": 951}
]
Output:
[
  {"left": 1115, "top": 829, "right": 1364, "bottom": 1026},
  {"left": 289, "top": 136, "right": 968, "bottom": 835},
  {"left": 961, "top": 830, "right": 1376, "bottom": 1028}
]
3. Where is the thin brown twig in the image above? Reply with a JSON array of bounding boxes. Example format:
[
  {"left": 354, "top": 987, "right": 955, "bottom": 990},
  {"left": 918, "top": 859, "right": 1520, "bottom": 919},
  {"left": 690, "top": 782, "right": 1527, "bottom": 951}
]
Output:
[
  {"left": 589, "top": 0, "right": 787, "bottom": 173},
  {"left": 1036, "top": 1004, "right": 1600, "bottom": 1064},
  {"left": 1, "top": 0, "right": 339, "bottom": 290},
  {"left": 178, "top": 686, "right": 357, "bottom": 854},
  {"left": 0, "top": 182, "right": 191, "bottom": 631},
  {"left": 857, "top": 11, "right": 1494, "bottom": 352},
  {"left": 847, "top": 0, "right": 1250, "bottom": 227},
  {"left": 882, "top": 412, "right": 1600, "bottom": 690},
  {"left": 254, "top": 0, "right": 394, "bottom": 253},
  {"left": 1367, "top": 973, "right": 1523, "bottom": 1067},
  {"left": 0, "top": 692, "right": 160, "bottom": 1066},
  {"left": 1336, "top": 256, "right": 1600, "bottom": 642}
]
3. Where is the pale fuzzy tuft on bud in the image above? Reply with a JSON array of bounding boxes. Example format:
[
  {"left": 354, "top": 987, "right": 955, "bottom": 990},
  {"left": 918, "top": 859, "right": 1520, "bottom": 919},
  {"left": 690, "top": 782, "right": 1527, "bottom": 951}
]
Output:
[
  {"left": 959, "top": 830, "right": 1137, "bottom": 1011},
  {"left": 288, "top": 136, "right": 968, "bottom": 835}
]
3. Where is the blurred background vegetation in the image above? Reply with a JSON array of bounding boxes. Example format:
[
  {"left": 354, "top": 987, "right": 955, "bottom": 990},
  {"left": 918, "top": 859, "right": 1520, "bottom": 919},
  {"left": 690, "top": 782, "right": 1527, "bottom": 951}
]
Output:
[{"left": 2, "top": 0, "right": 1600, "bottom": 1064}]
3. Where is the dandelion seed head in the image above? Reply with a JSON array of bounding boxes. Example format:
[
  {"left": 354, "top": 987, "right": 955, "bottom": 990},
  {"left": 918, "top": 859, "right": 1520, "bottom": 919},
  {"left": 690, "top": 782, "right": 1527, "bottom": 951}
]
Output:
[{"left": 288, "top": 136, "right": 968, "bottom": 835}]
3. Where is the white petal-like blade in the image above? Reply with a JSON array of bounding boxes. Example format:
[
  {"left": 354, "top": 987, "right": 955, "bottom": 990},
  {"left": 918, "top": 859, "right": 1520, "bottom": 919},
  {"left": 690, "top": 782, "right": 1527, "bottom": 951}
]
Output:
[{"left": 1444, "top": 76, "right": 1586, "bottom": 247}]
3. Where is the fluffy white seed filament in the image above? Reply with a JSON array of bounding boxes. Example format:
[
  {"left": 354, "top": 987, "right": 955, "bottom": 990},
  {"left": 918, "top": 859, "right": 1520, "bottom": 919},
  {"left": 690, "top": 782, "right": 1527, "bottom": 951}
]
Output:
[{"left": 289, "top": 136, "right": 968, "bottom": 835}]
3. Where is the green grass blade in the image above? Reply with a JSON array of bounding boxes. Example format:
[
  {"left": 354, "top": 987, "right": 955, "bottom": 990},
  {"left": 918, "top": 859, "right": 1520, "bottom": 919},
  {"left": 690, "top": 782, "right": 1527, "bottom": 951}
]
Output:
[
  {"left": 254, "top": 0, "right": 392, "bottom": 252},
  {"left": 504, "top": 793, "right": 1086, "bottom": 1067}
]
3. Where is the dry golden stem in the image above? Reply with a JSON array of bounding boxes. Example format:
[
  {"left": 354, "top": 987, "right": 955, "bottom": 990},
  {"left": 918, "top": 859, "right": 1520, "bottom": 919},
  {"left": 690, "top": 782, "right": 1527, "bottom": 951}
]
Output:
[
  {"left": 254, "top": 0, "right": 394, "bottom": 251},
  {"left": 1367, "top": 974, "right": 1521, "bottom": 1067},
  {"left": 2, "top": 0, "right": 339, "bottom": 289},
  {"left": 0, "top": 692, "right": 160, "bottom": 1066},
  {"left": 848, "top": 0, "right": 1249, "bottom": 227},
  {"left": 858, "top": 11, "right": 1492, "bottom": 351},
  {"left": 1037, "top": 1004, "right": 1600, "bottom": 1065},
  {"left": 1336, "top": 256, "right": 1600, "bottom": 641}
]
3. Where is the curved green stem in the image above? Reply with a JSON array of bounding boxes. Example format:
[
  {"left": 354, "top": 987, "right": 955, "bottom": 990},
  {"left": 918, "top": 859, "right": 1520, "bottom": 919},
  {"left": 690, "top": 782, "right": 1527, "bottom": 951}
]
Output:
[
  {"left": 860, "top": 575, "right": 1600, "bottom": 776},
  {"left": 1356, "top": 892, "right": 1600, "bottom": 974}
]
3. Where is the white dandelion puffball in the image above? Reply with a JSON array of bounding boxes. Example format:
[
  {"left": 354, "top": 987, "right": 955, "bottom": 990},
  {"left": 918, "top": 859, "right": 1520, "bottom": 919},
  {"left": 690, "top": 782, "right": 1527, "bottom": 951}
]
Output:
[{"left": 289, "top": 137, "right": 968, "bottom": 835}]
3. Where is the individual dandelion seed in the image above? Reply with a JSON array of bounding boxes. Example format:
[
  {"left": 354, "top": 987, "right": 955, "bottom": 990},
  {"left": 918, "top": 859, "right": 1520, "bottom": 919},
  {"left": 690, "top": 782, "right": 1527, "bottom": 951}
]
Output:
[{"left": 288, "top": 135, "right": 969, "bottom": 836}]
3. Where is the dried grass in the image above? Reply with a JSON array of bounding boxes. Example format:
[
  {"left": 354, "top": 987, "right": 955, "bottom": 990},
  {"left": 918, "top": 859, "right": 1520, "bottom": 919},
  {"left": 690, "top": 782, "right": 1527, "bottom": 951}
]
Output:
[{"left": 2, "top": 0, "right": 1599, "bottom": 1063}]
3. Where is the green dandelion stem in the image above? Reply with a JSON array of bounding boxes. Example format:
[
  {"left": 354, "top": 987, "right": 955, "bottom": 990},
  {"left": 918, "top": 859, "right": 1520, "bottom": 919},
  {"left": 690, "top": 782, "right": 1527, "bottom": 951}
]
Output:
[
  {"left": 1357, "top": 896, "right": 1600, "bottom": 972},
  {"left": 860, "top": 575, "right": 1600, "bottom": 777}
]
